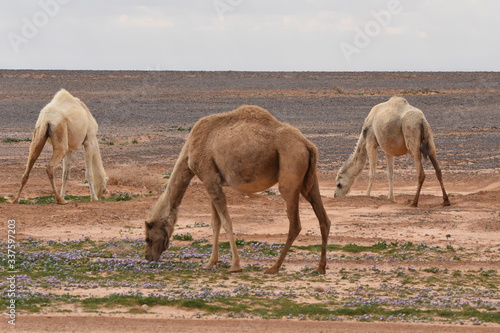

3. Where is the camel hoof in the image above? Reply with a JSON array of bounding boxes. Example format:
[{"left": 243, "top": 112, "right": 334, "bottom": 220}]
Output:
[
  {"left": 11, "top": 199, "right": 19, "bottom": 204},
  {"left": 227, "top": 266, "right": 242, "bottom": 273},
  {"left": 316, "top": 267, "right": 326, "bottom": 275},
  {"left": 57, "top": 200, "right": 69, "bottom": 205},
  {"left": 264, "top": 267, "right": 279, "bottom": 274},
  {"left": 443, "top": 200, "right": 451, "bottom": 206},
  {"left": 202, "top": 263, "right": 217, "bottom": 271}
]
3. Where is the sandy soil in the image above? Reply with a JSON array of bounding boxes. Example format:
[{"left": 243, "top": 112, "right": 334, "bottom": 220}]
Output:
[{"left": 0, "top": 71, "right": 499, "bottom": 332}]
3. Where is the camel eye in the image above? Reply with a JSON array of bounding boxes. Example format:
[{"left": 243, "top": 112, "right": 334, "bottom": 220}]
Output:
[
  {"left": 337, "top": 183, "right": 343, "bottom": 189},
  {"left": 146, "top": 238, "right": 152, "bottom": 244}
]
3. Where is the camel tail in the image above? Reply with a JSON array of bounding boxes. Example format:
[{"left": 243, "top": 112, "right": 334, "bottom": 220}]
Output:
[
  {"left": 302, "top": 143, "right": 319, "bottom": 196},
  {"left": 420, "top": 121, "right": 431, "bottom": 161},
  {"left": 30, "top": 122, "right": 51, "bottom": 162}
]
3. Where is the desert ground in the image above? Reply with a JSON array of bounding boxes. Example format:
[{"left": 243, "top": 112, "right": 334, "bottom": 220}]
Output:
[{"left": 0, "top": 71, "right": 499, "bottom": 332}]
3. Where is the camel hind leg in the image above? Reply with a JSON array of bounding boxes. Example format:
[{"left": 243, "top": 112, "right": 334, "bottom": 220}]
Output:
[
  {"left": 12, "top": 125, "right": 49, "bottom": 204},
  {"left": 428, "top": 150, "right": 451, "bottom": 206},
  {"left": 409, "top": 150, "right": 425, "bottom": 207},
  {"left": 301, "top": 177, "right": 331, "bottom": 274},
  {"left": 265, "top": 153, "right": 309, "bottom": 274},
  {"left": 203, "top": 204, "right": 222, "bottom": 270},
  {"left": 202, "top": 170, "right": 242, "bottom": 273},
  {"left": 265, "top": 179, "right": 302, "bottom": 274},
  {"left": 47, "top": 124, "right": 69, "bottom": 204}
]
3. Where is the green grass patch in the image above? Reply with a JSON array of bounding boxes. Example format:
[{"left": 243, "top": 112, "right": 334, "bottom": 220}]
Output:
[
  {"left": 167, "top": 125, "right": 192, "bottom": 132},
  {"left": 16, "top": 192, "right": 147, "bottom": 204},
  {"left": 296, "top": 241, "right": 388, "bottom": 253},
  {"left": 1, "top": 237, "right": 498, "bottom": 324},
  {"left": 2, "top": 137, "right": 31, "bottom": 143},
  {"left": 173, "top": 233, "right": 194, "bottom": 241},
  {"left": 401, "top": 88, "right": 443, "bottom": 95}
]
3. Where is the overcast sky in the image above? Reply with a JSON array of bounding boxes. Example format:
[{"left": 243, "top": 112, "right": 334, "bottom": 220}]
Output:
[{"left": 1, "top": 0, "right": 499, "bottom": 71}]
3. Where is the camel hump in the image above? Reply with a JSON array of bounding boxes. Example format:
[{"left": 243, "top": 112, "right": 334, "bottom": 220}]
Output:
[
  {"left": 193, "top": 105, "right": 280, "bottom": 132},
  {"left": 230, "top": 105, "right": 279, "bottom": 122},
  {"left": 388, "top": 96, "right": 408, "bottom": 107},
  {"left": 53, "top": 88, "right": 75, "bottom": 101}
]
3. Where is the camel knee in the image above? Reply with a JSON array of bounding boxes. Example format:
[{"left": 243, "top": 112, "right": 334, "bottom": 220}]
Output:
[
  {"left": 417, "top": 171, "right": 425, "bottom": 184},
  {"left": 20, "top": 173, "right": 30, "bottom": 186},
  {"left": 293, "top": 225, "right": 302, "bottom": 238},
  {"left": 46, "top": 164, "right": 56, "bottom": 178}
]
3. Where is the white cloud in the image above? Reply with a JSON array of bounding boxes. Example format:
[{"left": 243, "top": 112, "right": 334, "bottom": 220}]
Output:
[
  {"left": 384, "top": 26, "right": 406, "bottom": 35},
  {"left": 337, "top": 17, "right": 357, "bottom": 32},
  {"left": 1, "top": 1, "right": 500, "bottom": 70},
  {"left": 116, "top": 14, "right": 174, "bottom": 28},
  {"left": 417, "top": 31, "right": 428, "bottom": 39}
]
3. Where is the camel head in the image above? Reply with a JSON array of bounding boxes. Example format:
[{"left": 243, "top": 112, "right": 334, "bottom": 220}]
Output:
[
  {"left": 334, "top": 167, "right": 352, "bottom": 197},
  {"left": 95, "top": 172, "right": 108, "bottom": 199},
  {"left": 144, "top": 220, "right": 173, "bottom": 261}
]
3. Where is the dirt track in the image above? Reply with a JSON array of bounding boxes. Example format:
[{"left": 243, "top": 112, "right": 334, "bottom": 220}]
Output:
[{"left": 1, "top": 71, "right": 499, "bottom": 332}]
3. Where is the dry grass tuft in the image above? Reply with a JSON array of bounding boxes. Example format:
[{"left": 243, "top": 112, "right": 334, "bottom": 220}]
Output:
[{"left": 107, "top": 163, "right": 164, "bottom": 192}]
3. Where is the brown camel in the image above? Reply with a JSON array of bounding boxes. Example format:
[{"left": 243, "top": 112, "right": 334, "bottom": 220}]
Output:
[
  {"left": 145, "top": 105, "right": 331, "bottom": 274},
  {"left": 12, "top": 89, "right": 107, "bottom": 204},
  {"left": 334, "top": 96, "right": 450, "bottom": 207}
]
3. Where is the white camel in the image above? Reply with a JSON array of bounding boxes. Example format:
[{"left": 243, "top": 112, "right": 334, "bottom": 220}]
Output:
[
  {"left": 334, "top": 96, "right": 450, "bottom": 207},
  {"left": 12, "top": 89, "right": 107, "bottom": 204}
]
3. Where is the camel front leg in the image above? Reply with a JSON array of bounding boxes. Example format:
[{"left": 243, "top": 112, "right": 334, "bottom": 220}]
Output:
[
  {"left": 60, "top": 151, "right": 72, "bottom": 199},
  {"left": 205, "top": 183, "right": 242, "bottom": 272},
  {"left": 386, "top": 155, "right": 395, "bottom": 201},
  {"left": 84, "top": 143, "right": 99, "bottom": 201},
  {"left": 366, "top": 144, "right": 378, "bottom": 197},
  {"left": 203, "top": 204, "right": 222, "bottom": 270}
]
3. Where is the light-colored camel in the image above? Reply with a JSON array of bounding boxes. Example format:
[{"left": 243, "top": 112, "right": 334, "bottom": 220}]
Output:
[
  {"left": 145, "top": 105, "right": 331, "bottom": 274},
  {"left": 12, "top": 89, "right": 107, "bottom": 204},
  {"left": 334, "top": 96, "right": 450, "bottom": 207}
]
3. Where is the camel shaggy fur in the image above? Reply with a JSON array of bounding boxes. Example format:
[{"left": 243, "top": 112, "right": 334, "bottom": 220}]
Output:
[
  {"left": 145, "top": 105, "right": 331, "bottom": 274},
  {"left": 13, "top": 89, "right": 107, "bottom": 204},
  {"left": 334, "top": 97, "right": 450, "bottom": 207}
]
